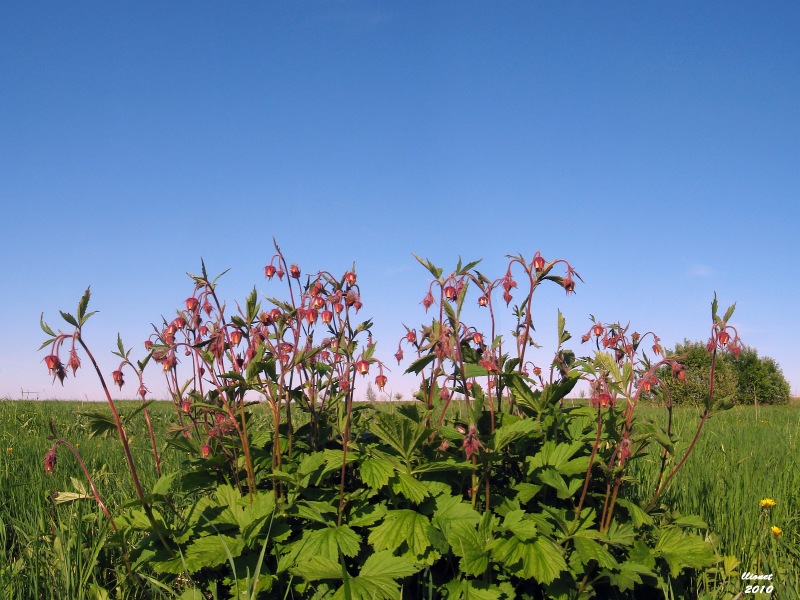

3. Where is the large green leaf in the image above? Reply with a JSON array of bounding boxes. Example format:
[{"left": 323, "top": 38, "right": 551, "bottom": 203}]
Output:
[
  {"left": 491, "top": 417, "right": 541, "bottom": 452},
  {"left": 571, "top": 535, "right": 617, "bottom": 570},
  {"left": 371, "top": 412, "right": 430, "bottom": 466},
  {"left": 359, "top": 457, "right": 395, "bottom": 490},
  {"left": 332, "top": 551, "right": 420, "bottom": 600},
  {"left": 390, "top": 471, "right": 429, "bottom": 504},
  {"left": 490, "top": 534, "right": 566, "bottom": 584},
  {"left": 368, "top": 509, "right": 433, "bottom": 559},
  {"left": 153, "top": 534, "right": 245, "bottom": 574},
  {"left": 432, "top": 495, "right": 481, "bottom": 552},
  {"left": 655, "top": 527, "right": 715, "bottom": 577},
  {"left": 296, "top": 525, "right": 362, "bottom": 564}
]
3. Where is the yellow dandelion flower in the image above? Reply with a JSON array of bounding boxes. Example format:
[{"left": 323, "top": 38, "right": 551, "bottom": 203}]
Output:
[
  {"left": 5, "top": 447, "right": 12, "bottom": 452},
  {"left": 771, "top": 526, "right": 782, "bottom": 537},
  {"left": 760, "top": 498, "right": 777, "bottom": 508}
]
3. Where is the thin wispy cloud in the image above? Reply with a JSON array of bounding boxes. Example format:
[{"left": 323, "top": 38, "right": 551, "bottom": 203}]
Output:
[{"left": 688, "top": 265, "right": 713, "bottom": 277}]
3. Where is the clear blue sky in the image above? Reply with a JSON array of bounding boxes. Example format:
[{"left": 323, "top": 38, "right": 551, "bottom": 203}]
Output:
[{"left": 2, "top": 2, "right": 798, "bottom": 401}]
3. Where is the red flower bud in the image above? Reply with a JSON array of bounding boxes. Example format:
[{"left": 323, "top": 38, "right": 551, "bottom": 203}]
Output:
[
  {"left": 444, "top": 285, "right": 457, "bottom": 301},
  {"left": 321, "top": 309, "right": 333, "bottom": 324},
  {"left": 593, "top": 323, "right": 604, "bottom": 337},
  {"left": 310, "top": 281, "right": 324, "bottom": 297},
  {"left": 333, "top": 302, "right": 344, "bottom": 314},
  {"left": 181, "top": 400, "right": 192, "bottom": 413},
  {"left": 44, "top": 445, "right": 57, "bottom": 473},
  {"left": 112, "top": 370, "right": 124, "bottom": 389},
  {"left": 162, "top": 353, "right": 177, "bottom": 372},
  {"left": 276, "top": 268, "right": 285, "bottom": 280},
  {"left": 289, "top": 264, "right": 301, "bottom": 279},
  {"left": 67, "top": 350, "right": 81, "bottom": 376},
  {"left": 533, "top": 252, "right": 545, "bottom": 272},
  {"left": 395, "top": 348, "right": 404, "bottom": 364},
  {"left": 313, "top": 295, "right": 326, "bottom": 309},
  {"left": 344, "top": 271, "right": 357, "bottom": 286},
  {"left": 201, "top": 444, "right": 211, "bottom": 458},
  {"left": 375, "top": 374, "right": 387, "bottom": 391},
  {"left": 230, "top": 330, "right": 242, "bottom": 345},
  {"left": 356, "top": 359, "right": 370, "bottom": 376},
  {"left": 186, "top": 297, "right": 199, "bottom": 312},
  {"left": 672, "top": 363, "right": 686, "bottom": 382},
  {"left": 406, "top": 331, "right": 416, "bottom": 344},
  {"left": 718, "top": 331, "right": 730, "bottom": 345},
  {"left": 264, "top": 264, "right": 277, "bottom": 279},
  {"left": 563, "top": 271, "right": 576, "bottom": 295},
  {"left": 44, "top": 354, "right": 60, "bottom": 374},
  {"left": 269, "top": 308, "right": 282, "bottom": 322},
  {"left": 422, "top": 291, "right": 434, "bottom": 311},
  {"left": 478, "top": 295, "right": 489, "bottom": 307},
  {"left": 472, "top": 332, "right": 483, "bottom": 345}
]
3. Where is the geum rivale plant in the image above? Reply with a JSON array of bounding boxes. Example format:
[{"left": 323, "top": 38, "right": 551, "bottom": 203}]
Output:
[{"left": 39, "top": 244, "right": 739, "bottom": 599}]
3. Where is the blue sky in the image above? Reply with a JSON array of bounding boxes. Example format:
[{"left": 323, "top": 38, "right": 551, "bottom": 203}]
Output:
[{"left": 1, "top": 2, "right": 798, "bottom": 401}]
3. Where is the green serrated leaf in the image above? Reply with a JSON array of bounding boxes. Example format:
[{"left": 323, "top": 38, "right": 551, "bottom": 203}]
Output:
[
  {"left": 405, "top": 353, "right": 436, "bottom": 375},
  {"left": 359, "top": 457, "right": 394, "bottom": 490},
  {"left": 151, "top": 472, "right": 179, "bottom": 496},
  {"left": 60, "top": 311, "right": 78, "bottom": 328},
  {"left": 722, "top": 302, "right": 736, "bottom": 323},
  {"left": 40, "top": 314, "right": 56, "bottom": 337},
  {"left": 390, "top": 471, "right": 429, "bottom": 504},
  {"left": 77, "top": 287, "right": 91, "bottom": 323},
  {"left": 655, "top": 528, "right": 715, "bottom": 577},
  {"left": 368, "top": 509, "right": 433, "bottom": 559}
]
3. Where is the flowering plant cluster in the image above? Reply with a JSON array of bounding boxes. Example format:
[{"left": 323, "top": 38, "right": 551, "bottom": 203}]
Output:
[{"left": 38, "top": 246, "right": 741, "bottom": 598}]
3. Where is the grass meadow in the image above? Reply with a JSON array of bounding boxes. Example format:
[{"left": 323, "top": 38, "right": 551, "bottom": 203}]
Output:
[{"left": 0, "top": 399, "right": 798, "bottom": 599}]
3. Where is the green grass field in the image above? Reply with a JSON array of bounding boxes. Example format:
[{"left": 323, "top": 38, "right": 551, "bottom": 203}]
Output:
[{"left": 0, "top": 399, "right": 798, "bottom": 598}]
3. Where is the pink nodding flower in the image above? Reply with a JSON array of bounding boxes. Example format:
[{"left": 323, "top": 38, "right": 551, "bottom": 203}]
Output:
[
  {"left": 112, "top": 370, "right": 125, "bottom": 389},
  {"left": 422, "top": 291, "right": 434, "bottom": 311},
  {"left": 533, "top": 252, "right": 545, "bottom": 272},
  {"left": 375, "top": 374, "right": 387, "bottom": 391},
  {"left": 67, "top": 350, "right": 81, "bottom": 376},
  {"left": 186, "top": 297, "right": 199, "bottom": 312},
  {"left": 563, "top": 270, "right": 576, "bottom": 295},
  {"left": 463, "top": 425, "right": 482, "bottom": 460},
  {"left": 44, "top": 354, "right": 60, "bottom": 375},
  {"left": 289, "top": 264, "right": 301, "bottom": 279},
  {"left": 344, "top": 271, "right": 357, "bottom": 286},
  {"left": 394, "top": 347, "right": 404, "bottom": 364},
  {"left": 44, "top": 445, "right": 57, "bottom": 473},
  {"left": 264, "top": 264, "right": 277, "bottom": 279}
]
